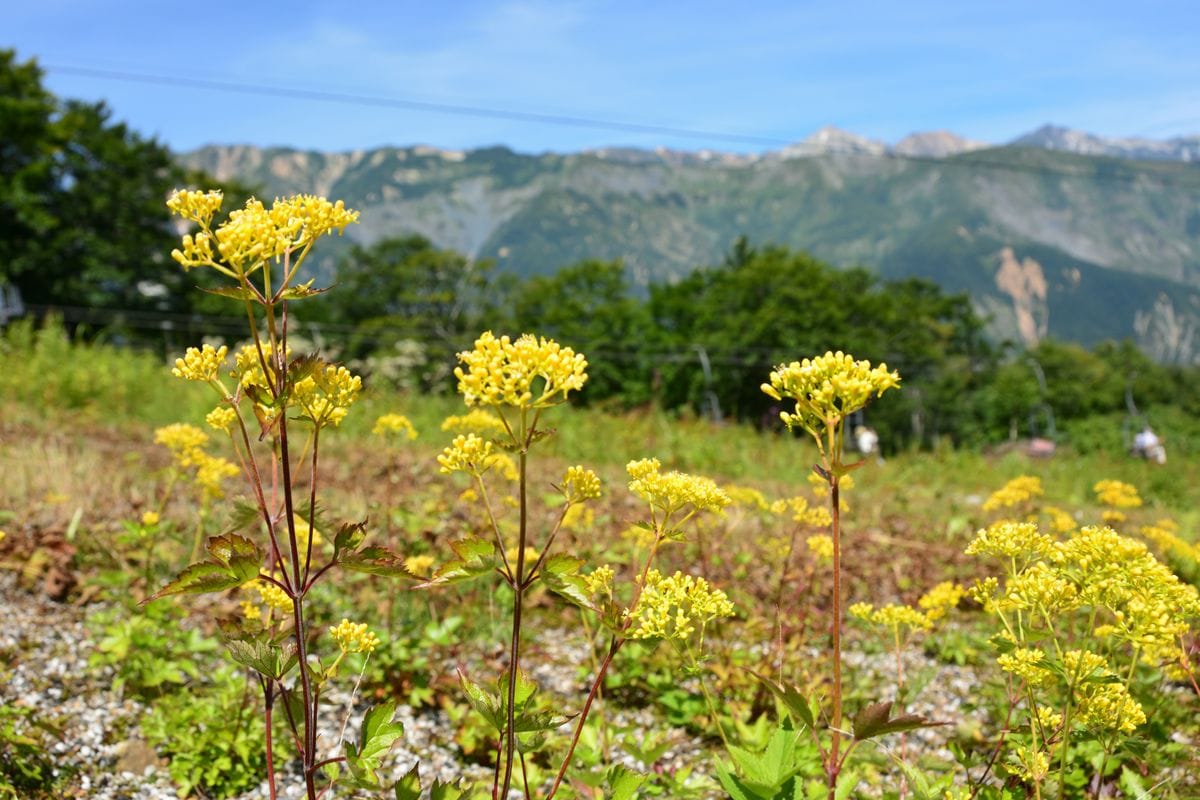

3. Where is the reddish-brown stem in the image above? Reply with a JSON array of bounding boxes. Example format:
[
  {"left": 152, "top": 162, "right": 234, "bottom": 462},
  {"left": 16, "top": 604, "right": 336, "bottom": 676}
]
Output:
[
  {"left": 260, "top": 677, "right": 278, "bottom": 800},
  {"left": 499, "top": 442, "right": 529, "bottom": 799},
  {"left": 828, "top": 471, "right": 843, "bottom": 800},
  {"left": 547, "top": 637, "right": 623, "bottom": 800}
]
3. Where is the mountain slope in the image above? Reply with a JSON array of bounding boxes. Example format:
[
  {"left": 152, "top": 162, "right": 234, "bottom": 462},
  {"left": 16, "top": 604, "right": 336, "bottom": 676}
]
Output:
[{"left": 181, "top": 137, "right": 1200, "bottom": 363}]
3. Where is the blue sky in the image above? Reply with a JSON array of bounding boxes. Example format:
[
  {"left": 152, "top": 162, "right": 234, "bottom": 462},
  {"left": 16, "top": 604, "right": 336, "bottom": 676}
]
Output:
[{"left": 7, "top": 0, "right": 1199, "bottom": 155}]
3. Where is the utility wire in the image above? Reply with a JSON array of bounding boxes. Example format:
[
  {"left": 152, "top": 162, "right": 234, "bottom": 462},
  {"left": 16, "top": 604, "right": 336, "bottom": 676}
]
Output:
[{"left": 44, "top": 64, "right": 792, "bottom": 148}]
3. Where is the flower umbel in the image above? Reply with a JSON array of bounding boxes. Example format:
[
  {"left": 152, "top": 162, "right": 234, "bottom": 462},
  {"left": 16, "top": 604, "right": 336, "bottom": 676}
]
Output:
[
  {"left": 454, "top": 331, "right": 588, "bottom": 408},
  {"left": 761, "top": 351, "right": 900, "bottom": 437}
]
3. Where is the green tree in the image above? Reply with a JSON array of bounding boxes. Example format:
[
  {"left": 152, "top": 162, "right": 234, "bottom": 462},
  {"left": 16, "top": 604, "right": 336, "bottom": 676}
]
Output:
[
  {"left": 505, "top": 259, "right": 653, "bottom": 404},
  {"left": 0, "top": 50, "right": 214, "bottom": 319},
  {"left": 318, "top": 235, "right": 498, "bottom": 389}
]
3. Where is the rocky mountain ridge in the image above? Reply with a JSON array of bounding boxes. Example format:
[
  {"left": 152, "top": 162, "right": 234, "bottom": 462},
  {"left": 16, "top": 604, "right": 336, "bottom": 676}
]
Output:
[{"left": 180, "top": 125, "right": 1200, "bottom": 363}]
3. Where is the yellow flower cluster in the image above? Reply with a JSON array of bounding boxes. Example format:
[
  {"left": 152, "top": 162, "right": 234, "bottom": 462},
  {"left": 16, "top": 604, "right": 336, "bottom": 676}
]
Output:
[
  {"left": 761, "top": 351, "right": 900, "bottom": 434},
  {"left": 166, "top": 189, "right": 224, "bottom": 226},
  {"left": 437, "top": 434, "right": 494, "bottom": 475},
  {"left": 627, "top": 569, "right": 735, "bottom": 641},
  {"left": 154, "top": 423, "right": 240, "bottom": 499},
  {"left": 141, "top": 511, "right": 160, "bottom": 527},
  {"left": 292, "top": 365, "right": 362, "bottom": 427},
  {"left": 168, "top": 191, "right": 359, "bottom": 275},
  {"left": 849, "top": 601, "right": 932, "bottom": 632},
  {"left": 724, "top": 485, "right": 770, "bottom": 510},
  {"left": 1139, "top": 519, "right": 1197, "bottom": 562},
  {"left": 996, "top": 647, "right": 1051, "bottom": 687},
  {"left": 1093, "top": 479, "right": 1142, "bottom": 509},
  {"left": 255, "top": 579, "right": 293, "bottom": 612},
  {"left": 154, "top": 423, "right": 210, "bottom": 464},
  {"left": 454, "top": 331, "right": 588, "bottom": 408},
  {"left": 1055, "top": 526, "right": 1200, "bottom": 665},
  {"left": 329, "top": 619, "right": 381, "bottom": 654},
  {"left": 965, "top": 520, "right": 1056, "bottom": 562},
  {"left": 403, "top": 554, "right": 435, "bottom": 577},
  {"left": 806, "top": 534, "right": 835, "bottom": 560},
  {"left": 1060, "top": 650, "right": 1146, "bottom": 733},
  {"left": 771, "top": 496, "right": 834, "bottom": 528},
  {"left": 172, "top": 344, "right": 229, "bottom": 383},
  {"left": 562, "top": 466, "right": 602, "bottom": 503},
  {"left": 626, "top": 458, "right": 731, "bottom": 516},
  {"left": 1041, "top": 505, "right": 1077, "bottom": 534},
  {"left": 982, "top": 475, "right": 1044, "bottom": 511},
  {"left": 998, "top": 562, "right": 1079, "bottom": 616},
  {"left": 194, "top": 454, "right": 240, "bottom": 500},
  {"left": 918, "top": 581, "right": 966, "bottom": 622},
  {"left": 562, "top": 503, "right": 594, "bottom": 532},
  {"left": 440, "top": 409, "right": 506, "bottom": 435},
  {"left": 1011, "top": 746, "right": 1051, "bottom": 783},
  {"left": 584, "top": 565, "right": 615, "bottom": 603},
  {"left": 232, "top": 342, "right": 287, "bottom": 392},
  {"left": 206, "top": 406, "right": 238, "bottom": 434},
  {"left": 373, "top": 413, "right": 418, "bottom": 440}
]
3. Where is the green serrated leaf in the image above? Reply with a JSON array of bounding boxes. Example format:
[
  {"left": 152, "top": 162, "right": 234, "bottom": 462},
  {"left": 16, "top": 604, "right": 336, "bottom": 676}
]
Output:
[
  {"left": 746, "top": 670, "right": 816, "bottom": 730},
  {"left": 334, "top": 519, "right": 368, "bottom": 556},
  {"left": 851, "top": 702, "right": 944, "bottom": 742},
  {"left": 339, "top": 546, "right": 417, "bottom": 578},
  {"left": 422, "top": 537, "right": 498, "bottom": 587},
  {"left": 394, "top": 764, "right": 422, "bottom": 800},
  {"left": 344, "top": 701, "right": 404, "bottom": 787},
  {"left": 223, "top": 638, "right": 297, "bottom": 681},
  {"left": 538, "top": 553, "right": 592, "bottom": 607},
  {"left": 206, "top": 533, "right": 263, "bottom": 584},
  {"left": 606, "top": 765, "right": 649, "bottom": 800},
  {"left": 146, "top": 560, "right": 245, "bottom": 601},
  {"left": 459, "top": 671, "right": 503, "bottom": 731},
  {"left": 225, "top": 500, "right": 264, "bottom": 535},
  {"left": 429, "top": 778, "right": 469, "bottom": 800}
]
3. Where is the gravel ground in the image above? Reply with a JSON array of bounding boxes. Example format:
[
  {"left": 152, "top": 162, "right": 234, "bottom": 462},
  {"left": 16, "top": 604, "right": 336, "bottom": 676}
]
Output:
[{"left": 2, "top": 575, "right": 983, "bottom": 799}]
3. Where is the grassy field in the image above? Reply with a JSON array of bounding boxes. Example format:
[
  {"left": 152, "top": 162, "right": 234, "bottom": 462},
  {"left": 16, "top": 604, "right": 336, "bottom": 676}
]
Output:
[{"left": 1, "top": 324, "right": 1199, "bottom": 800}]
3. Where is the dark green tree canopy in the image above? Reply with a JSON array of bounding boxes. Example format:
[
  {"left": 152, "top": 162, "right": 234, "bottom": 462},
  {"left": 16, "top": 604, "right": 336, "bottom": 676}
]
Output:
[{"left": 0, "top": 50, "right": 216, "bottom": 317}]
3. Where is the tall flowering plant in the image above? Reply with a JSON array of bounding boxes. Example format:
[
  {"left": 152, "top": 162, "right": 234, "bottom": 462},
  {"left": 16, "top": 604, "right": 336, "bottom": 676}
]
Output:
[
  {"left": 151, "top": 190, "right": 412, "bottom": 799},
  {"left": 759, "top": 351, "right": 925, "bottom": 797},
  {"left": 429, "top": 333, "right": 735, "bottom": 799}
]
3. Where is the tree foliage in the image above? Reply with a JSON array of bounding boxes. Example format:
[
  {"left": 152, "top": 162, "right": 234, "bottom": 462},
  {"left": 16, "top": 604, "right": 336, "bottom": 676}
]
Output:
[{"left": 0, "top": 51, "right": 225, "bottom": 316}]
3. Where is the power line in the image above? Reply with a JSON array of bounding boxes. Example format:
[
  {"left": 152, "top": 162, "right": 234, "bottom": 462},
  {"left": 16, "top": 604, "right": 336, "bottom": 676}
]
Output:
[{"left": 44, "top": 64, "right": 793, "bottom": 149}]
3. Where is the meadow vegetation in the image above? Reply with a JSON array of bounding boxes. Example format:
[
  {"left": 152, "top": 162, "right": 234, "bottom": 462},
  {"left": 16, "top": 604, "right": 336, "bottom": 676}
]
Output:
[{"left": 0, "top": 190, "right": 1197, "bottom": 800}]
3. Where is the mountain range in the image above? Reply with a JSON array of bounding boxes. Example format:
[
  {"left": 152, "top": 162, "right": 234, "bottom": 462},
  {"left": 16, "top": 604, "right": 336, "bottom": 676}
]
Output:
[{"left": 180, "top": 125, "right": 1200, "bottom": 363}]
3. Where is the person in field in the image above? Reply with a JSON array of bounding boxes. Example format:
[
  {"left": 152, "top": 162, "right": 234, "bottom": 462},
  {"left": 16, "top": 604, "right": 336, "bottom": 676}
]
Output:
[{"left": 1132, "top": 426, "right": 1166, "bottom": 464}]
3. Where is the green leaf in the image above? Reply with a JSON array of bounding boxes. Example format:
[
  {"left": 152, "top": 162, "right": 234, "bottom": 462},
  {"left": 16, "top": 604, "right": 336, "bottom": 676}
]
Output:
[
  {"left": 422, "top": 537, "right": 498, "bottom": 586},
  {"left": 339, "top": 546, "right": 417, "bottom": 579},
  {"left": 345, "top": 701, "right": 404, "bottom": 787},
  {"left": 223, "top": 638, "right": 297, "bottom": 681},
  {"left": 147, "top": 561, "right": 247, "bottom": 601},
  {"left": 851, "top": 702, "right": 944, "bottom": 742},
  {"left": 458, "top": 671, "right": 502, "bottom": 731},
  {"left": 1119, "top": 766, "right": 1151, "bottom": 799},
  {"left": 605, "top": 765, "right": 648, "bottom": 800},
  {"left": 225, "top": 500, "right": 264, "bottom": 535},
  {"left": 746, "top": 670, "right": 816, "bottom": 730},
  {"left": 201, "top": 285, "right": 257, "bottom": 300},
  {"left": 539, "top": 553, "right": 591, "bottom": 607},
  {"left": 333, "top": 519, "right": 368, "bottom": 556},
  {"left": 206, "top": 533, "right": 263, "bottom": 584},
  {"left": 278, "top": 280, "right": 330, "bottom": 301},
  {"left": 394, "top": 764, "right": 422, "bottom": 800},
  {"left": 429, "top": 778, "right": 470, "bottom": 800}
]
